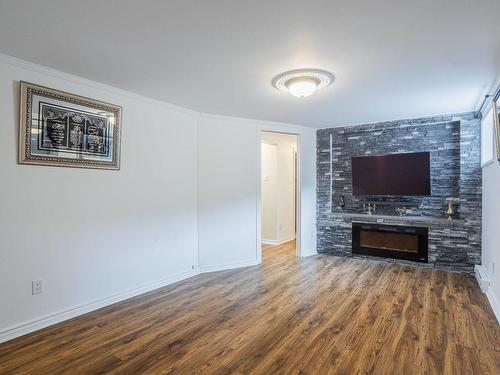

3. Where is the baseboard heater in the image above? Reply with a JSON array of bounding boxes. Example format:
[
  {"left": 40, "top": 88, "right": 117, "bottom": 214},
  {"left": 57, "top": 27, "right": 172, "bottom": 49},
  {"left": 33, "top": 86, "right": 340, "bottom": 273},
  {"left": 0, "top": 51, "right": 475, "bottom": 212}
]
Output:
[{"left": 352, "top": 222, "right": 428, "bottom": 263}]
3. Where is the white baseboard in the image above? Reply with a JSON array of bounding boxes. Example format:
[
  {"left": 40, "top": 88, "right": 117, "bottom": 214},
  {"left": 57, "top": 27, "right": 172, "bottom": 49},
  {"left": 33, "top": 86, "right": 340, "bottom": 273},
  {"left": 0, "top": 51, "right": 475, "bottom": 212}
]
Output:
[
  {"left": 199, "top": 260, "right": 259, "bottom": 273},
  {"left": 261, "top": 239, "right": 278, "bottom": 245},
  {"left": 0, "top": 256, "right": 275, "bottom": 344},
  {"left": 475, "top": 265, "right": 490, "bottom": 292},
  {"left": 475, "top": 265, "right": 499, "bottom": 323},
  {"left": 262, "top": 235, "right": 296, "bottom": 246},
  {"left": 0, "top": 258, "right": 263, "bottom": 344},
  {"left": 0, "top": 268, "right": 198, "bottom": 344},
  {"left": 260, "top": 238, "right": 278, "bottom": 245},
  {"left": 486, "top": 288, "right": 500, "bottom": 324}
]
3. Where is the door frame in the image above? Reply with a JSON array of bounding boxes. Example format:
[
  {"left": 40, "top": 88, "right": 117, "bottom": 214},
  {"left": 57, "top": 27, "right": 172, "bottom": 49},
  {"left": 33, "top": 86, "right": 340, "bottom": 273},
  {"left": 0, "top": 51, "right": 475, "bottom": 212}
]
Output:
[{"left": 257, "top": 130, "right": 301, "bottom": 262}]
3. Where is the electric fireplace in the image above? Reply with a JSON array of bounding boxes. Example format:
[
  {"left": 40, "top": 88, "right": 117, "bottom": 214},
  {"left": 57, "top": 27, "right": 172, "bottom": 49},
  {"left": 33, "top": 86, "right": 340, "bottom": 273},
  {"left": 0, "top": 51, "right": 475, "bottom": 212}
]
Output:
[{"left": 352, "top": 222, "right": 428, "bottom": 262}]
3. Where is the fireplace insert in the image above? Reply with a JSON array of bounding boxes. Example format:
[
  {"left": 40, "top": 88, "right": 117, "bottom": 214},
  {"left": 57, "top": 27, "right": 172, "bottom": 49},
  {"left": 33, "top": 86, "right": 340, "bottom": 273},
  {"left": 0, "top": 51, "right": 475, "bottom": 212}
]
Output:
[{"left": 352, "top": 222, "right": 428, "bottom": 262}]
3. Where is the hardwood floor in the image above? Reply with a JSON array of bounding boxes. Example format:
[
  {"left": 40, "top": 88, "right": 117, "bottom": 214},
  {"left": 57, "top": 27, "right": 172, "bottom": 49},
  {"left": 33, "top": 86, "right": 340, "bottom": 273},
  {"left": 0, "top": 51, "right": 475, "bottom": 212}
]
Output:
[{"left": 1, "top": 240, "right": 499, "bottom": 374}]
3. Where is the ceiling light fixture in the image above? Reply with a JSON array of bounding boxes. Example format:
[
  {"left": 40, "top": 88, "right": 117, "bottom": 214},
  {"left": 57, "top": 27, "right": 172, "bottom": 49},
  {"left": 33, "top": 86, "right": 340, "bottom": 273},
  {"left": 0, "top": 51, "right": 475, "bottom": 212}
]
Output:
[{"left": 272, "top": 69, "right": 334, "bottom": 98}]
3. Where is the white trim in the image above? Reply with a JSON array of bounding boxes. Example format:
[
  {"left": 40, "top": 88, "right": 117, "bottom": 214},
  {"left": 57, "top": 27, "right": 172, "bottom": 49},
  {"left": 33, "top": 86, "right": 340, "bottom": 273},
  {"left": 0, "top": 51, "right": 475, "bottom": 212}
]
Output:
[
  {"left": 196, "top": 116, "right": 201, "bottom": 270},
  {"left": 485, "top": 288, "right": 500, "bottom": 324},
  {"left": 0, "top": 268, "right": 198, "bottom": 344},
  {"left": 0, "top": 257, "right": 263, "bottom": 344},
  {"left": 262, "top": 239, "right": 280, "bottom": 245},
  {"left": 199, "top": 112, "right": 305, "bottom": 130},
  {"left": 475, "top": 265, "right": 490, "bottom": 293},
  {"left": 0, "top": 53, "right": 317, "bottom": 130},
  {"left": 475, "top": 265, "right": 500, "bottom": 323},
  {"left": 481, "top": 107, "right": 495, "bottom": 167},
  {"left": 476, "top": 72, "right": 500, "bottom": 113},
  {"left": 0, "top": 52, "right": 198, "bottom": 116},
  {"left": 295, "top": 134, "right": 303, "bottom": 258},
  {"left": 256, "top": 127, "right": 263, "bottom": 264},
  {"left": 199, "top": 260, "right": 259, "bottom": 273},
  {"left": 482, "top": 159, "right": 495, "bottom": 168},
  {"left": 262, "top": 235, "right": 296, "bottom": 246}
]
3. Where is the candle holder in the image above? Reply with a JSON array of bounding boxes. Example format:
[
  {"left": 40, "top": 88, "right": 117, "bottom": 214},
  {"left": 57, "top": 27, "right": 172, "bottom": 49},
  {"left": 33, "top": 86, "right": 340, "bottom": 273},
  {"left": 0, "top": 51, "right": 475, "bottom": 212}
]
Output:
[
  {"left": 363, "top": 203, "right": 376, "bottom": 215},
  {"left": 445, "top": 198, "right": 459, "bottom": 220}
]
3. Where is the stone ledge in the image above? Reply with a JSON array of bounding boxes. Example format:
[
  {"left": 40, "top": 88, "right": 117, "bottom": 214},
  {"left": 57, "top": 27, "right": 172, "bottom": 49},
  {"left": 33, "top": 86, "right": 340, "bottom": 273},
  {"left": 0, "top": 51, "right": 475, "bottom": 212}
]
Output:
[{"left": 328, "top": 212, "right": 465, "bottom": 226}]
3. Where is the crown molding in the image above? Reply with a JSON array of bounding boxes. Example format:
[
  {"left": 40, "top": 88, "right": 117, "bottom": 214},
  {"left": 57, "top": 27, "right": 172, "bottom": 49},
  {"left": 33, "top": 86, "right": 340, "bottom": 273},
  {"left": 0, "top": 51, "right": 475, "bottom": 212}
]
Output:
[
  {"left": 199, "top": 111, "right": 311, "bottom": 132},
  {"left": 0, "top": 52, "right": 199, "bottom": 117},
  {"left": 475, "top": 72, "right": 500, "bottom": 114}
]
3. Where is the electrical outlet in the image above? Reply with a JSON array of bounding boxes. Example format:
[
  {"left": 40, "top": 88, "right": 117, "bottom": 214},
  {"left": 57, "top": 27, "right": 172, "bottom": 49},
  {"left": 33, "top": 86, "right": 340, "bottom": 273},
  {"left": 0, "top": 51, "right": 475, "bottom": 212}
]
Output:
[{"left": 32, "top": 280, "right": 43, "bottom": 295}]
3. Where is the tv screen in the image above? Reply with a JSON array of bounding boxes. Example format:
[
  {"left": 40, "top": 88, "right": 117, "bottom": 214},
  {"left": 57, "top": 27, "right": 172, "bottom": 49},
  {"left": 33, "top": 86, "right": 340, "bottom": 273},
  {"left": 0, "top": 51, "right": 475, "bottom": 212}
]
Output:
[{"left": 352, "top": 152, "right": 431, "bottom": 196}]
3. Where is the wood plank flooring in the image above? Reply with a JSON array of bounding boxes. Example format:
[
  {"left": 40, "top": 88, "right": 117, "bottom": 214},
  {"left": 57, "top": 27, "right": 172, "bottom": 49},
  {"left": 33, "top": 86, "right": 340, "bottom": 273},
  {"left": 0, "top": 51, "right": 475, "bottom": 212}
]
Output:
[{"left": 0, "top": 240, "right": 499, "bottom": 374}]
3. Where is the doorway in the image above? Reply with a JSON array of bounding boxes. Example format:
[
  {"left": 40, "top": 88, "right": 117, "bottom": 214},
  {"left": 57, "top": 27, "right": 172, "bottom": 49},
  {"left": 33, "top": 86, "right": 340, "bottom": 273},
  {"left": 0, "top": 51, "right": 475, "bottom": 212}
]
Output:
[{"left": 260, "top": 131, "right": 299, "bottom": 262}]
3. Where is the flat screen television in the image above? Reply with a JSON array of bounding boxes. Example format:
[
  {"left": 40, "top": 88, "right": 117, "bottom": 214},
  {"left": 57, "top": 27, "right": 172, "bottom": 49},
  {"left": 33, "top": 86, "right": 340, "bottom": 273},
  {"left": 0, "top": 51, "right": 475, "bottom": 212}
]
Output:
[{"left": 352, "top": 152, "right": 431, "bottom": 196}]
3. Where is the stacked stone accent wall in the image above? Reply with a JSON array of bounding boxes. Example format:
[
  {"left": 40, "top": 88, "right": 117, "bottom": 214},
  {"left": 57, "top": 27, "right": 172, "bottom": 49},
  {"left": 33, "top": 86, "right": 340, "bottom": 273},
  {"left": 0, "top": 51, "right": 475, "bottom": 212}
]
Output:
[{"left": 316, "top": 113, "right": 481, "bottom": 274}]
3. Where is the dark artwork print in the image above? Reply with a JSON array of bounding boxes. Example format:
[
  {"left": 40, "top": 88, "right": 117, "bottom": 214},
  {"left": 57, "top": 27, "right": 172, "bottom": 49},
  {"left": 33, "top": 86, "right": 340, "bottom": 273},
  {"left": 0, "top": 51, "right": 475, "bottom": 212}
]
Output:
[{"left": 38, "top": 103, "right": 110, "bottom": 157}]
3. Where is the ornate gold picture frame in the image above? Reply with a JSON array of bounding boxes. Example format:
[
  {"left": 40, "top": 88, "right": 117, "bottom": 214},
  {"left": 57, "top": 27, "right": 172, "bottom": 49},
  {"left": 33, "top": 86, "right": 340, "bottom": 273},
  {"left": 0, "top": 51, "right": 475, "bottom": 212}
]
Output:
[{"left": 19, "top": 81, "right": 122, "bottom": 170}]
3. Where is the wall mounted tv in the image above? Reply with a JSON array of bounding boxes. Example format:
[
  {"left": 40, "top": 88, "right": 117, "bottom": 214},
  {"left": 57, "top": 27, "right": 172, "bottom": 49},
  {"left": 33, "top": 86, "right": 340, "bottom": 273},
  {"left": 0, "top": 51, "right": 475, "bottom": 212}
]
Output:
[{"left": 352, "top": 152, "right": 431, "bottom": 196}]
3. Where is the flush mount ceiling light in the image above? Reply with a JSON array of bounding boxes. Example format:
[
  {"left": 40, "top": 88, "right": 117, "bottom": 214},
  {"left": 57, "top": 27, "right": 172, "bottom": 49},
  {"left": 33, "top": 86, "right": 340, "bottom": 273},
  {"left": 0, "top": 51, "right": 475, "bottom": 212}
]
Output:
[{"left": 272, "top": 69, "right": 334, "bottom": 98}]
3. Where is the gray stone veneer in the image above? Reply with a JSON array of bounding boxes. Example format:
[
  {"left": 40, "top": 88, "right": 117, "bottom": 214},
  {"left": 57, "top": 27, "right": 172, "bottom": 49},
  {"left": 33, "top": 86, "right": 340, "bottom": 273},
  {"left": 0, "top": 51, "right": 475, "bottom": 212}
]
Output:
[{"left": 316, "top": 113, "right": 481, "bottom": 274}]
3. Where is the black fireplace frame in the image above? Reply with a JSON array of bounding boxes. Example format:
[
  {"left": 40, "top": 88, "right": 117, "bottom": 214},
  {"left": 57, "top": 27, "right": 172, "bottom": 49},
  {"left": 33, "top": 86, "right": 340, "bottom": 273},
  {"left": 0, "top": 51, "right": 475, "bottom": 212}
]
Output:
[{"left": 352, "top": 222, "right": 428, "bottom": 263}]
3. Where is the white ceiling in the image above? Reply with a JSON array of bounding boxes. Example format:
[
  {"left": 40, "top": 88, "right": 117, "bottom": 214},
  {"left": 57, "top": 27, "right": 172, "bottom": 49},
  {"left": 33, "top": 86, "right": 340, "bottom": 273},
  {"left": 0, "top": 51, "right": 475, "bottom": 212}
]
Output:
[{"left": 0, "top": 0, "right": 499, "bottom": 128}]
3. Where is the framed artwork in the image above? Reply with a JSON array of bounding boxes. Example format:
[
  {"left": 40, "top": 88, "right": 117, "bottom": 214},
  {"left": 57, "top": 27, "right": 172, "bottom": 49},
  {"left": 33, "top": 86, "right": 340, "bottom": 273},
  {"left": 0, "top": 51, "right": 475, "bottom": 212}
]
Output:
[
  {"left": 19, "top": 81, "right": 122, "bottom": 170},
  {"left": 493, "top": 100, "right": 500, "bottom": 164}
]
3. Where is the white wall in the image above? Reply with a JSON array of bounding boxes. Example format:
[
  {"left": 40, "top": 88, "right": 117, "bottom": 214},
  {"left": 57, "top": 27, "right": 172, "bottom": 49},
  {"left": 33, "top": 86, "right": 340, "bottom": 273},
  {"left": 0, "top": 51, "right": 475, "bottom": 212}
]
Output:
[
  {"left": 198, "top": 115, "right": 259, "bottom": 271},
  {"left": 261, "top": 143, "right": 278, "bottom": 241},
  {"left": 0, "top": 56, "right": 199, "bottom": 342},
  {"left": 481, "top": 140, "right": 500, "bottom": 321},
  {"left": 275, "top": 135, "right": 297, "bottom": 243},
  {"left": 198, "top": 115, "right": 317, "bottom": 268},
  {"left": 479, "top": 81, "right": 500, "bottom": 321},
  {"left": 0, "top": 55, "right": 317, "bottom": 342}
]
